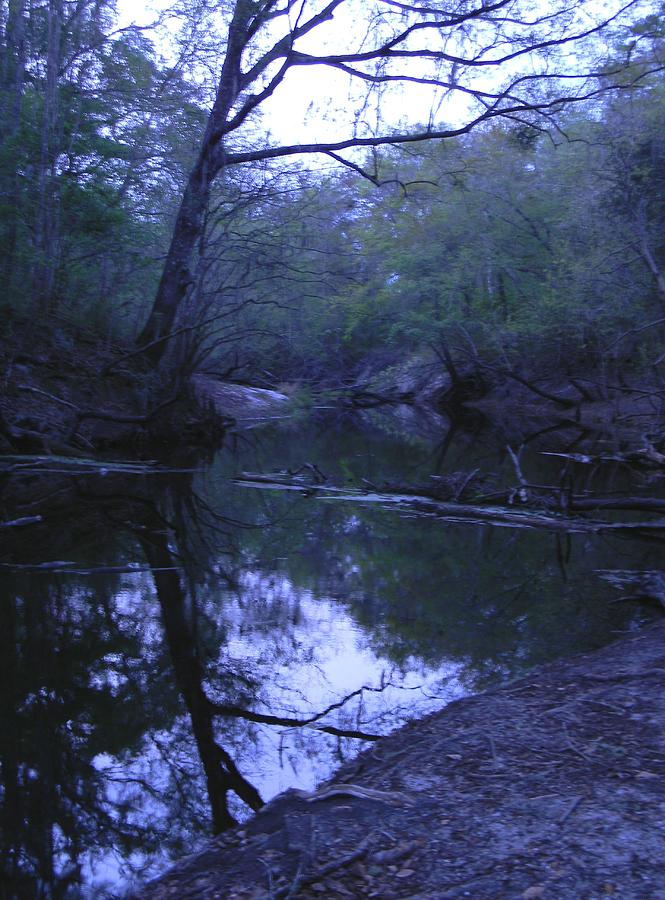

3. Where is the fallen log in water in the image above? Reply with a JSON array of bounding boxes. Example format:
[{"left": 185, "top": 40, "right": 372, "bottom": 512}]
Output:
[
  {"left": 0, "top": 454, "right": 201, "bottom": 475},
  {"left": 542, "top": 445, "right": 665, "bottom": 468},
  {"left": 0, "top": 561, "right": 183, "bottom": 575},
  {"left": 232, "top": 473, "right": 665, "bottom": 536},
  {"left": 570, "top": 496, "right": 665, "bottom": 513}
]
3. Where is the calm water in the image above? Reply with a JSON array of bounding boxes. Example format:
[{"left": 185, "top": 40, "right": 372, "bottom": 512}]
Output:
[{"left": 1, "top": 408, "right": 663, "bottom": 897}]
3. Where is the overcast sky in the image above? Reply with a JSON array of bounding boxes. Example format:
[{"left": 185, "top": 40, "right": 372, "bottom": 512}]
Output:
[
  {"left": 115, "top": 0, "right": 472, "bottom": 148},
  {"left": 115, "top": 0, "right": 645, "bottom": 156}
]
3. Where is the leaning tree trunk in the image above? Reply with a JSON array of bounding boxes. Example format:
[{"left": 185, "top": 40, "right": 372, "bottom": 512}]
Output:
[
  {"left": 136, "top": 0, "right": 256, "bottom": 365},
  {"left": 135, "top": 159, "right": 213, "bottom": 359}
]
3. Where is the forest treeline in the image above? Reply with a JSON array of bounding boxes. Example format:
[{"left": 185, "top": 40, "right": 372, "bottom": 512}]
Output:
[{"left": 1, "top": 1, "right": 665, "bottom": 397}]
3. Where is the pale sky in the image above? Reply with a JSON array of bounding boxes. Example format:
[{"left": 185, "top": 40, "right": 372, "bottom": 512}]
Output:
[
  {"left": 115, "top": 0, "right": 650, "bottom": 152},
  {"left": 115, "top": 0, "right": 470, "bottom": 148}
]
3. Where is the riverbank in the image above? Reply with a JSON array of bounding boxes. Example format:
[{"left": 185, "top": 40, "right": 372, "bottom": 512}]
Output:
[
  {"left": 3, "top": 317, "right": 664, "bottom": 459},
  {"left": 0, "top": 318, "right": 235, "bottom": 456},
  {"left": 138, "top": 620, "right": 665, "bottom": 899}
]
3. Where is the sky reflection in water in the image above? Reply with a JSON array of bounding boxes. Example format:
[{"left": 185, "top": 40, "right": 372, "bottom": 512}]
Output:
[{"left": 1, "top": 411, "right": 662, "bottom": 896}]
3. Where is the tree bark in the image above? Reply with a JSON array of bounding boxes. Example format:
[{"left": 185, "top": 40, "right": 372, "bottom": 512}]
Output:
[
  {"left": 33, "top": 0, "right": 62, "bottom": 309},
  {"left": 135, "top": 164, "right": 212, "bottom": 356},
  {"left": 136, "top": 0, "right": 257, "bottom": 363},
  {"left": 639, "top": 240, "right": 665, "bottom": 302},
  {"left": 0, "top": 0, "right": 28, "bottom": 292}
]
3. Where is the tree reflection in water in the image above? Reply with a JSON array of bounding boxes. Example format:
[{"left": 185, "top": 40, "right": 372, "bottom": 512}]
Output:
[
  {"left": 1, "top": 460, "right": 457, "bottom": 896},
  {"left": 1, "top": 416, "right": 660, "bottom": 895}
]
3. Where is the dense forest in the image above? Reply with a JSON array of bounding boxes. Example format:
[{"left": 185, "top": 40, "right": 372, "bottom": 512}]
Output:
[
  {"left": 4, "top": 3, "right": 665, "bottom": 895},
  {"left": 1, "top": 0, "right": 665, "bottom": 449}
]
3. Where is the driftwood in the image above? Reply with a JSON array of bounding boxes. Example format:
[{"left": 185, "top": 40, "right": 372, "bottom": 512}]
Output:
[
  {"left": 542, "top": 445, "right": 665, "bottom": 468},
  {"left": 0, "top": 454, "right": 201, "bottom": 475},
  {"left": 0, "top": 562, "right": 182, "bottom": 575},
  {"left": 233, "top": 472, "right": 665, "bottom": 537},
  {"left": 0, "top": 515, "right": 43, "bottom": 529}
]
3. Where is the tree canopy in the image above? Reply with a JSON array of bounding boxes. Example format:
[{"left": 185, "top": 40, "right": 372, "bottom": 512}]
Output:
[
  {"left": 137, "top": 0, "right": 664, "bottom": 359},
  {"left": 1, "top": 0, "right": 664, "bottom": 383}
]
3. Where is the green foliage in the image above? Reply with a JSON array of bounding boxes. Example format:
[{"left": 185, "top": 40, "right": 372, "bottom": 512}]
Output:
[
  {"left": 0, "top": 2, "right": 203, "bottom": 338},
  {"left": 234, "top": 80, "right": 665, "bottom": 382},
  {"left": 2, "top": 0, "right": 665, "bottom": 381}
]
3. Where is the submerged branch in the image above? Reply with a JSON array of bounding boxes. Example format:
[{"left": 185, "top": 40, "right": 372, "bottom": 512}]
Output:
[
  {"left": 0, "top": 562, "right": 182, "bottom": 574},
  {"left": 0, "top": 515, "right": 43, "bottom": 528},
  {"left": 0, "top": 454, "right": 201, "bottom": 475}
]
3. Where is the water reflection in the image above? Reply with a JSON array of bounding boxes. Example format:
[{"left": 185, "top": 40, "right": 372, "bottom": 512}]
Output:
[{"left": 1, "top": 412, "right": 662, "bottom": 896}]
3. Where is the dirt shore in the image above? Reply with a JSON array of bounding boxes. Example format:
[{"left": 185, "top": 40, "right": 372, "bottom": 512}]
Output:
[
  {"left": 137, "top": 620, "right": 665, "bottom": 900},
  {"left": 0, "top": 321, "right": 233, "bottom": 455}
]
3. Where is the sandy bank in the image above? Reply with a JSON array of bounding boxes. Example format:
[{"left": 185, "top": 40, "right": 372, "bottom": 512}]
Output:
[{"left": 138, "top": 620, "right": 665, "bottom": 899}]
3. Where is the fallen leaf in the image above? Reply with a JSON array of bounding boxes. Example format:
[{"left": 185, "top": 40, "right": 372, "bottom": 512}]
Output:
[
  {"left": 396, "top": 868, "right": 416, "bottom": 878},
  {"left": 522, "top": 887, "right": 546, "bottom": 899}
]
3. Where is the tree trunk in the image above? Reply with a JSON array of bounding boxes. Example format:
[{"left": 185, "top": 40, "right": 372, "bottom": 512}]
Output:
[
  {"left": 136, "top": 0, "right": 256, "bottom": 364},
  {"left": 135, "top": 157, "right": 213, "bottom": 358},
  {"left": 639, "top": 240, "right": 665, "bottom": 303},
  {"left": 0, "top": 0, "right": 28, "bottom": 293},
  {"left": 33, "top": 0, "right": 62, "bottom": 309}
]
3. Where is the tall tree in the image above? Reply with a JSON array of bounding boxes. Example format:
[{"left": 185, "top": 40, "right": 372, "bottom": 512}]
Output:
[
  {"left": 0, "top": 1, "right": 209, "bottom": 331},
  {"left": 136, "top": 0, "right": 659, "bottom": 363}
]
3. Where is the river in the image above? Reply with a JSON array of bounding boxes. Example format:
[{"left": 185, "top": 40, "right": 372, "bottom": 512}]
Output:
[{"left": 1, "top": 406, "right": 662, "bottom": 897}]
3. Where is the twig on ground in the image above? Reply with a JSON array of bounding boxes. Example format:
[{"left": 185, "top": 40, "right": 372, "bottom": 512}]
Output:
[
  {"left": 487, "top": 733, "right": 501, "bottom": 767},
  {"left": 580, "top": 669, "right": 665, "bottom": 682},
  {"left": 282, "top": 859, "right": 305, "bottom": 900},
  {"left": 563, "top": 725, "right": 593, "bottom": 762},
  {"left": 558, "top": 794, "right": 584, "bottom": 825},
  {"left": 275, "top": 835, "right": 372, "bottom": 899},
  {"left": 0, "top": 515, "right": 43, "bottom": 528},
  {"left": 299, "top": 784, "right": 416, "bottom": 805},
  {"left": 258, "top": 858, "right": 276, "bottom": 900}
]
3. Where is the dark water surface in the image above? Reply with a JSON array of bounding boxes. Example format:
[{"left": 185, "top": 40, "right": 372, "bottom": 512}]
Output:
[{"left": 2, "top": 409, "right": 663, "bottom": 896}]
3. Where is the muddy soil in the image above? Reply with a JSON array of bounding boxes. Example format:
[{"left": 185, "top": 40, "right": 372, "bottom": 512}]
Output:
[{"left": 138, "top": 621, "right": 665, "bottom": 900}]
